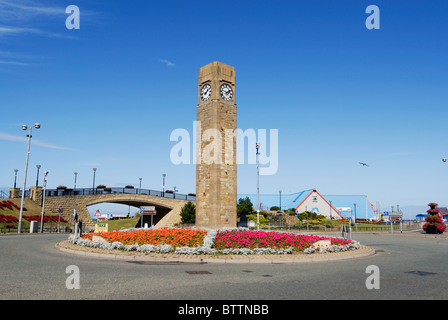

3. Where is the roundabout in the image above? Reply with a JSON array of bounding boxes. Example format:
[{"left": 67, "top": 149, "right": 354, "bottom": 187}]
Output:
[
  {"left": 55, "top": 227, "right": 376, "bottom": 264},
  {"left": 56, "top": 239, "right": 376, "bottom": 264},
  {"left": 2, "top": 232, "right": 448, "bottom": 299}
]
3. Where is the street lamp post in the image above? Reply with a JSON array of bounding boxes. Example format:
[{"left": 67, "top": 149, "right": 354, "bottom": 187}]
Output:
[
  {"left": 330, "top": 200, "right": 333, "bottom": 220},
  {"left": 162, "top": 174, "right": 166, "bottom": 197},
  {"left": 40, "top": 171, "right": 48, "bottom": 233},
  {"left": 35, "top": 164, "right": 41, "bottom": 186},
  {"left": 74, "top": 172, "right": 78, "bottom": 190},
  {"left": 256, "top": 142, "right": 260, "bottom": 231},
  {"left": 92, "top": 168, "right": 97, "bottom": 194},
  {"left": 13, "top": 169, "right": 18, "bottom": 188},
  {"left": 18, "top": 123, "right": 40, "bottom": 233},
  {"left": 139, "top": 178, "right": 142, "bottom": 194},
  {"left": 279, "top": 190, "right": 282, "bottom": 212}
]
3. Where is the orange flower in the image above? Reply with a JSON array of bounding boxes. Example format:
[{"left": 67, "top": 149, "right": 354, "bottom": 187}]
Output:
[{"left": 82, "top": 228, "right": 207, "bottom": 248}]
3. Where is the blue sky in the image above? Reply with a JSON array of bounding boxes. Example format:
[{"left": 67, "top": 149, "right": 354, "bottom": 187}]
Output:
[{"left": 1, "top": 0, "right": 447, "bottom": 218}]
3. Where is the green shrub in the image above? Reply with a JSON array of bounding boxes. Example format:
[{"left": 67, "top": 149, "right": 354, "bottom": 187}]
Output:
[
  {"left": 321, "top": 219, "right": 336, "bottom": 228},
  {"left": 180, "top": 201, "right": 196, "bottom": 224},
  {"left": 246, "top": 213, "right": 269, "bottom": 225}
]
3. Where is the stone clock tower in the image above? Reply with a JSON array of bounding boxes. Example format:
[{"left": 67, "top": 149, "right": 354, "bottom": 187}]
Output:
[{"left": 196, "top": 61, "right": 237, "bottom": 229}]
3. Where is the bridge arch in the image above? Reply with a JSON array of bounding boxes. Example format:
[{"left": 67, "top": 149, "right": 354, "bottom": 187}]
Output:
[
  {"left": 42, "top": 193, "right": 192, "bottom": 230},
  {"left": 85, "top": 197, "right": 174, "bottom": 227}
]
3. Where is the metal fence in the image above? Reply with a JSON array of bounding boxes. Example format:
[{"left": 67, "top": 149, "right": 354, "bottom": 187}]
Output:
[
  {"left": 42, "top": 187, "right": 196, "bottom": 201},
  {"left": 255, "top": 220, "right": 422, "bottom": 234},
  {"left": 2, "top": 221, "right": 71, "bottom": 234}
]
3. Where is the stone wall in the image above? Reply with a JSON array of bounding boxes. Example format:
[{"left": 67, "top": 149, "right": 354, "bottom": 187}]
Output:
[
  {"left": 29, "top": 186, "right": 43, "bottom": 204},
  {"left": 9, "top": 188, "right": 19, "bottom": 199}
]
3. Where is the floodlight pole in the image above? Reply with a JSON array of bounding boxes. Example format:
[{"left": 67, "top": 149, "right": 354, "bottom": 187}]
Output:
[{"left": 18, "top": 123, "right": 40, "bottom": 233}]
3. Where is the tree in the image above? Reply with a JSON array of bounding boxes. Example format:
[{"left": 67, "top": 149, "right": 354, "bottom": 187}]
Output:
[
  {"left": 180, "top": 201, "right": 196, "bottom": 224},
  {"left": 237, "top": 197, "right": 255, "bottom": 216}
]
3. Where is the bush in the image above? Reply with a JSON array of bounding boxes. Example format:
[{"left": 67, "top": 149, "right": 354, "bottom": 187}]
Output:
[
  {"left": 322, "top": 219, "right": 336, "bottom": 228},
  {"left": 297, "top": 211, "right": 326, "bottom": 222},
  {"left": 246, "top": 213, "right": 269, "bottom": 225},
  {"left": 294, "top": 221, "right": 305, "bottom": 228},
  {"left": 180, "top": 201, "right": 196, "bottom": 224}
]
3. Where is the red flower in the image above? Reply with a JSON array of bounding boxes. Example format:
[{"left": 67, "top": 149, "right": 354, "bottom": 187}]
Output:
[{"left": 82, "top": 228, "right": 207, "bottom": 248}]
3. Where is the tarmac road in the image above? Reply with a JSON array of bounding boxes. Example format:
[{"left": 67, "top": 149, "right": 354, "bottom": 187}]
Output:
[{"left": 1, "top": 232, "right": 447, "bottom": 301}]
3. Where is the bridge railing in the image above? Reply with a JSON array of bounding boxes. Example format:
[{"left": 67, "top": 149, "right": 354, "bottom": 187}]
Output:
[
  {"left": 44, "top": 187, "right": 196, "bottom": 201},
  {"left": 18, "top": 190, "right": 31, "bottom": 198}
]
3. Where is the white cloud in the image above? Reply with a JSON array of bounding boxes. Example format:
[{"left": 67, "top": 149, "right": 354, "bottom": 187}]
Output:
[
  {"left": 0, "top": 50, "right": 36, "bottom": 67},
  {"left": 0, "top": 25, "right": 74, "bottom": 39},
  {"left": 159, "top": 59, "right": 175, "bottom": 67},
  {"left": 0, "top": 1, "right": 81, "bottom": 40},
  {"left": 0, "top": 59, "right": 29, "bottom": 66},
  {"left": 0, "top": 0, "right": 64, "bottom": 22},
  {"left": 0, "top": 132, "right": 73, "bottom": 150},
  {"left": 0, "top": 49, "right": 35, "bottom": 59}
]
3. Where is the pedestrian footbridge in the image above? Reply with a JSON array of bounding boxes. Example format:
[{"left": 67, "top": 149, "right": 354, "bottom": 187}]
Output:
[{"left": 26, "top": 187, "right": 196, "bottom": 230}]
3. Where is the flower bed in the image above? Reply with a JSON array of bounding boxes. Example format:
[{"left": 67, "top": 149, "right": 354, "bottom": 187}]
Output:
[
  {"left": 82, "top": 228, "right": 207, "bottom": 247},
  {"left": 214, "top": 230, "right": 351, "bottom": 251},
  {"left": 0, "top": 200, "right": 21, "bottom": 211},
  {"left": 0, "top": 215, "right": 19, "bottom": 222},
  {"left": 72, "top": 227, "right": 359, "bottom": 255}
]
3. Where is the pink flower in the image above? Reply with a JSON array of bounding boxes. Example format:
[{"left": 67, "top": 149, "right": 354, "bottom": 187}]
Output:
[{"left": 213, "top": 230, "right": 351, "bottom": 251}]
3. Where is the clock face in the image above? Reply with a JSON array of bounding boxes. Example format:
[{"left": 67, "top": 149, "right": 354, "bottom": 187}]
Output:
[
  {"left": 200, "top": 84, "right": 212, "bottom": 102},
  {"left": 220, "top": 83, "right": 233, "bottom": 101}
]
